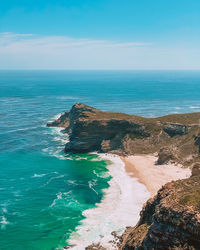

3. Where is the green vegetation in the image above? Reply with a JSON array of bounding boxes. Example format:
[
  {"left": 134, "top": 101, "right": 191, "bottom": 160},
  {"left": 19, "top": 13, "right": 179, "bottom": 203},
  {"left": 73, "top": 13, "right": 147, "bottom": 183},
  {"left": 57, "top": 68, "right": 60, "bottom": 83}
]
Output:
[
  {"left": 155, "top": 112, "right": 200, "bottom": 125},
  {"left": 145, "top": 123, "right": 162, "bottom": 134},
  {"left": 179, "top": 193, "right": 200, "bottom": 209},
  {"left": 177, "top": 176, "right": 200, "bottom": 210},
  {"left": 128, "top": 133, "right": 145, "bottom": 139},
  {"left": 84, "top": 110, "right": 147, "bottom": 121}
]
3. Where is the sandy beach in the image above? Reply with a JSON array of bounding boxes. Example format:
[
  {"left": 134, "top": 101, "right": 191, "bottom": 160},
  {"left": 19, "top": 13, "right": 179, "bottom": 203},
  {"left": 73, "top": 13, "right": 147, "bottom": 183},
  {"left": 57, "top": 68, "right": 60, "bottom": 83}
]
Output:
[{"left": 121, "top": 155, "right": 191, "bottom": 197}]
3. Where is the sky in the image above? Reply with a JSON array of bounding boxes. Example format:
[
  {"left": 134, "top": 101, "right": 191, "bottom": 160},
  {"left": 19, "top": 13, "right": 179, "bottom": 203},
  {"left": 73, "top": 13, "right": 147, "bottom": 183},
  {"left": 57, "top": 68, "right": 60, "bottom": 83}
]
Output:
[{"left": 0, "top": 0, "right": 200, "bottom": 70}]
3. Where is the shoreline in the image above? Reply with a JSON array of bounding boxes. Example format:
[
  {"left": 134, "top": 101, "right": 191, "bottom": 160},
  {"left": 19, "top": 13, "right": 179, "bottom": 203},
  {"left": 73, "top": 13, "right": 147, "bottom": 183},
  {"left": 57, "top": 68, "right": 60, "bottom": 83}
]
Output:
[
  {"left": 121, "top": 154, "right": 191, "bottom": 198},
  {"left": 68, "top": 153, "right": 191, "bottom": 249},
  {"left": 68, "top": 153, "right": 150, "bottom": 249}
]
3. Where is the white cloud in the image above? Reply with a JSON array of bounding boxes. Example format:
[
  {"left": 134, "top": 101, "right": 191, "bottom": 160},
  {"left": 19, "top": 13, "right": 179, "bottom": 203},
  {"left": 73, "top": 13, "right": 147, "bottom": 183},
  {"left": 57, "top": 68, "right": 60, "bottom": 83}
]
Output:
[
  {"left": 0, "top": 32, "right": 147, "bottom": 50},
  {"left": 0, "top": 32, "right": 199, "bottom": 69}
]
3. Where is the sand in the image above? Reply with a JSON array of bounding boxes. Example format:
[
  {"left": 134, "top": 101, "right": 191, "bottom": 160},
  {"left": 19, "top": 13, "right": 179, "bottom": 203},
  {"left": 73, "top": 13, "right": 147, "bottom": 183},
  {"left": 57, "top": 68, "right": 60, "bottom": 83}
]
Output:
[
  {"left": 121, "top": 155, "right": 191, "bottom": 197},
  {"left": 68, "top": 154, "right": 150, "bottom": 249}
]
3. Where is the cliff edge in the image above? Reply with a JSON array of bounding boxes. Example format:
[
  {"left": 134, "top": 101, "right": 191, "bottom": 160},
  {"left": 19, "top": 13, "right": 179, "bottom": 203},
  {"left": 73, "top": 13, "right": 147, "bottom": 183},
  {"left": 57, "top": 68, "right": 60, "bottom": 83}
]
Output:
[
  {"left": 120, "top": 165, "right": 200, "bottom": 249},
  {"left": 47, "top": 103, "right": 200, "bottom": 165}
]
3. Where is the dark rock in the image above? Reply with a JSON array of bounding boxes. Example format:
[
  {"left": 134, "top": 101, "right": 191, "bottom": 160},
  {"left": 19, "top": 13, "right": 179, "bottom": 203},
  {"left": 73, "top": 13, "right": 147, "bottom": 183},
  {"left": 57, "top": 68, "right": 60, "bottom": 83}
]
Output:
[
  {"left": 85, "top": 243, "right": 106, "bottom": 250},
  {"left": 47, "top": 111, "right": 70, "bottom": 128},
  {"left": 157, "top": 147, "right": 176, "bottom": 165},
  {"left": 63, "top": 245, "right": 76, "bottom": 249},
  {"left": 194, "top": 134, "right": 200, "bottom": 152},
  {"left": 120, "top": 177, "right": 200, "bottom": 250},
  {"left": 163, "top": 123, "right": 188, "bottom": 137},
  {"left": 192, "top": 162, "right": 200, "bottom": 176}
]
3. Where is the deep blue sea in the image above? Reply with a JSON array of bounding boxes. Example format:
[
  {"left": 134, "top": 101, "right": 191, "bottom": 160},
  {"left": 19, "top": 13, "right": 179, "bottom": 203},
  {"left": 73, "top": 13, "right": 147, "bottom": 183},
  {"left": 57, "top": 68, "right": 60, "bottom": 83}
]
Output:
[{"left": 1, "top": 70, "right": 200, "bottom": 249}]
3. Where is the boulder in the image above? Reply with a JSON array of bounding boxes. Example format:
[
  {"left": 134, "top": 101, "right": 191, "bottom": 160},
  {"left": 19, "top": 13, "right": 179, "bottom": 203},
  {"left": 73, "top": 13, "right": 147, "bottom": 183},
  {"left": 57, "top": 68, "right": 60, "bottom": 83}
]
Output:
[
  {"left": 163, "top": 123, "right": 188, "bottom": 137},
  {"left": 192, "top": 162, "right": 200, "bottom": 176},
  {"left": 157, "top": 147, "right": 176, "bottom": 165}
]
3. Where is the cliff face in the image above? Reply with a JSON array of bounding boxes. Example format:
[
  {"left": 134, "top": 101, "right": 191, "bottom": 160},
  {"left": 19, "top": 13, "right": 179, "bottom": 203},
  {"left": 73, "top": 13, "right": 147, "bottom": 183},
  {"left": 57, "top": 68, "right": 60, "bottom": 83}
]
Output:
[
  {"left": 47, "top": 103, "right": 200, "bottom": 165},
  {"left": 120, "top": 169, "right": 200, "bottom": 250}
]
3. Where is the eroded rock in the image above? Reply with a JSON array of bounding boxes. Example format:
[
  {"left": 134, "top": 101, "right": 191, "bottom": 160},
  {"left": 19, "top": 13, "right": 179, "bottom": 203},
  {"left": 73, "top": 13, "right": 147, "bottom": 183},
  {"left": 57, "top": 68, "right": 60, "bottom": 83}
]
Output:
[
  {"left": 120, "top": 176, "right": 200, "bottom": 249},
  {"left": 163, "top": 123, "right": 188, "bottom": 137},
  {"left": 157, "top": 147, "right": 177, "bottom": 165},
  {"left": 192, "top": 162, "right": 200, "bottom": 176},
  {"left": 47, "top": 103, "right": 200, "bottom": 162}
]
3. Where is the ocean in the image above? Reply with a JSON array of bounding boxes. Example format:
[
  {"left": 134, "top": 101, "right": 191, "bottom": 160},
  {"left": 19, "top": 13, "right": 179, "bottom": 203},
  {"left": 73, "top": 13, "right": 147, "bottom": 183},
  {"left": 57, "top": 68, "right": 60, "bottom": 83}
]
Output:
[{"left": 1, "top": 70, "right": 200, "bottom": 249}]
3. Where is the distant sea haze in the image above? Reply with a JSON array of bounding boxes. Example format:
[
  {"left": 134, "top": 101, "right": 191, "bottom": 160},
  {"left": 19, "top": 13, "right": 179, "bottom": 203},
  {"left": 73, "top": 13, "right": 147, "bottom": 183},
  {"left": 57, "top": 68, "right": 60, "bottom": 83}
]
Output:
[{"left": 0, "top": 70, "right": 200, "bottom": 249}]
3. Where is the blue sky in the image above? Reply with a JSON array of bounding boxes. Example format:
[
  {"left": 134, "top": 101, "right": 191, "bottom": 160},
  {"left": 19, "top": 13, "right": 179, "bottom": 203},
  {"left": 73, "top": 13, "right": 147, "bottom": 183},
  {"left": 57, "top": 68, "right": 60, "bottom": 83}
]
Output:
[{"left": 0, "top": 0, "right": 200, "bottom": 69}]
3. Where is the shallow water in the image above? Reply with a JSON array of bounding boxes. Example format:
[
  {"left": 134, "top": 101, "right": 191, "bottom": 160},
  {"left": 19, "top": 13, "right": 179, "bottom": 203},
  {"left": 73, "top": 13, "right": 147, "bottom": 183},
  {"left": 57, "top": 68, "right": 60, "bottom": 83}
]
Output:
[{"left": 1, "top": 70, "right": 200, "bottom": 249}]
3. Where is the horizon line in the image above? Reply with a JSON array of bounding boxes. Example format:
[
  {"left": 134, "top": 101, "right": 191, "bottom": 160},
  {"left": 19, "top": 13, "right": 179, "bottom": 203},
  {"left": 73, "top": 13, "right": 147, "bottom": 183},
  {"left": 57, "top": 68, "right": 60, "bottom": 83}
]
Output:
[{"left": 1, "top": 69, "right": 200, "bottom": 71}]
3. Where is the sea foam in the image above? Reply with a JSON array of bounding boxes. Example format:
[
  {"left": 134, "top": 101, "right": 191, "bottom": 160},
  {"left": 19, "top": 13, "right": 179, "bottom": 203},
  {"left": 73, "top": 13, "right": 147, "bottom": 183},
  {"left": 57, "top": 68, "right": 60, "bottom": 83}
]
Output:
[
  {"left": 43, "top": 124, "right": 69, "bottom": 160},
  {"left": 0, "top": 216, "right": 10, "bottom": 230},
  {"left": 68, "top": 154, "right": 150, "bottom": 249}
]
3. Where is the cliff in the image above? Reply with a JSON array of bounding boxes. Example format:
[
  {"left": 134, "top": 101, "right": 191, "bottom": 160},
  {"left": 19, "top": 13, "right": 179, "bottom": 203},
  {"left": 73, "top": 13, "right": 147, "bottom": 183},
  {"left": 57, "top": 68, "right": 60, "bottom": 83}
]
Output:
[
  {"left": 47, "top": 103, "right": 200, "bottom": 249},
  {"left": 47, "top": 103, "right": 200, "bottom": 165},
  {"left": 120, "top": 165, "right": 200, "bottom": 249}
]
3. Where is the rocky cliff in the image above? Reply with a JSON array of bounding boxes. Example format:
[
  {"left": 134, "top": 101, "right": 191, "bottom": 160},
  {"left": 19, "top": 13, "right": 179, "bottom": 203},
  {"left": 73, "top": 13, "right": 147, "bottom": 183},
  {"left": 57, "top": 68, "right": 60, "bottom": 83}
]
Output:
[
  {"left": 47, "top": 103, "right": 200, "bottom": 165},
  {"left": 47, "top": 103, "right": 200, "bottom": 250},
  {"left": 120, "top": 166, "right": 200, "bottom": 249}
]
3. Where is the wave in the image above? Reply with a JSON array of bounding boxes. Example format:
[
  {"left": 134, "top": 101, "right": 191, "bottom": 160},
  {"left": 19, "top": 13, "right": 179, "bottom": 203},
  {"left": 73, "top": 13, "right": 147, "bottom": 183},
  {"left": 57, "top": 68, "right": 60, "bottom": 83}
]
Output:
[
  {"left": 90, "top": 158, "right": 103, "bottom": 162},
  {"left": 50, "top": 191, "right": 72, "bottom": 208},
  {"left": 43, "top": 124, "right": 69, "bottom": 160},
  {"left": 41, "top": 174, "right": 65, "bottom": 188},
  {"left": 50, "top": 192, "right": 63, "bottom": 208},
  {"left": 2, "top": 207, "right": 7, "bottom": 213},
  {"left": 42, "top": 147, "right": 67, "bottom": 160},
  {"left": 88, "top": 180, "right": 98, "bottom": 195},
  {"left": 47, "top": 113, "right": 62, "bottom": 123},
  {"left": 3, "top": 126, "right": 39, "bottom": 134},
  {"left": 32, "top": 173, "right": 47, "bottom": 178},
  {"left": 53, "top": 135, "right": 69, "bottom": 145},
  {"left": 68, "top": 154, "right": 150, "bottom": 249},
  {"left": 190, "top": 106, "right": 200, "bottom": 109},
  {"left": 55, "top": 96, "right": 79, "bottom": 100},
  {"left": 72, "top": 156, "right": 89, "bottom": 161},
  {"left": 0, "top": 216, "right": 10, "bottom": 230},
  {"left": 93, "top": 170, "right": 109, "bottom": 179},
  {"left": 31, "top": 172, "right": 58, "bottom": 178}
]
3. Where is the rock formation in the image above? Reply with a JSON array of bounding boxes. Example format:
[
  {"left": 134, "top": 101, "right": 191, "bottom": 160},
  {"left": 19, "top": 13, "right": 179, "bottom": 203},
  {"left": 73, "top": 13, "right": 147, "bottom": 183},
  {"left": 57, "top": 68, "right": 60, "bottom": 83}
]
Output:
[
  {"left": 48, "top": 103, "right": 200, "bottom": 165},
  {"left": 120, "top": 171, "right": 200, "bottom": 250},
  {"left": 157, "top": 147, "right": 177, "bottom": 165}
]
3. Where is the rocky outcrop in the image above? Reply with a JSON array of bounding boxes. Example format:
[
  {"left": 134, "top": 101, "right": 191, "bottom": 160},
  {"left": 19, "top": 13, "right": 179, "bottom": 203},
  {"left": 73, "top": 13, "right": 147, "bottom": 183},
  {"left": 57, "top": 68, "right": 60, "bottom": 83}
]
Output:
[
  {"left": 192, "top": 162, "right": 200, "bottom": 177},
  {"left": 157, "top": 147, "right": 177, "bottom": 164},
  {"left": 120, "top": 173, "right": 200, "bottom": 250},
  {"left": 47, "top": 111, "right": 70, "bottom": 128},
  {"left": 85, "top": 243, "right": 106, "bottom": 250},
  {"left": 163, "top": 123, "right": 188, "bottom": 137},
  {"left": 194, "top": 134, "right": 200, "bottom": 153},
  {"left": 47, "top": 103, "right": 200, "bottom": 164}
]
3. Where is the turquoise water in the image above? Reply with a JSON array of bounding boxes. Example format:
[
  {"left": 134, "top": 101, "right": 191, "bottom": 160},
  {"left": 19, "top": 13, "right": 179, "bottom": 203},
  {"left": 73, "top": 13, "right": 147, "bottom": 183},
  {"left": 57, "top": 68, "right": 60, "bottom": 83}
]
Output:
[{"left": 1, "top": 70, "right": 200, "bottom": 249}]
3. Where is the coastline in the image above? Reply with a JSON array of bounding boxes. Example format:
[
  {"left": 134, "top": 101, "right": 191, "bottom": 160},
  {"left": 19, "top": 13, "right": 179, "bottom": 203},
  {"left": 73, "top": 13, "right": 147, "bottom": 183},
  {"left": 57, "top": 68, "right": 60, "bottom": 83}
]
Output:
[
  {"left": 46, "top": 105, "right": 197, "bottom": 249},
  {"left": 72, "top": 153, "right": 191, "bottom": 249},
  {"left": 68, "top": 154, "right": 150, "bottom": 249},
  {"left": 121, "top": 154, "right": 191, "bottom": 197}
]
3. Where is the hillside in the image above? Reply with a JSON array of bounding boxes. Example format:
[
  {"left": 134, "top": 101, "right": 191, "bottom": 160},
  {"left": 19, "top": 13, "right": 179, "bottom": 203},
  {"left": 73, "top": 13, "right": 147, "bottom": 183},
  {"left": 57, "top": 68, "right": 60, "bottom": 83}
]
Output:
[{"left": 47, "top": 103, "right": 200, "bottom": 166}]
